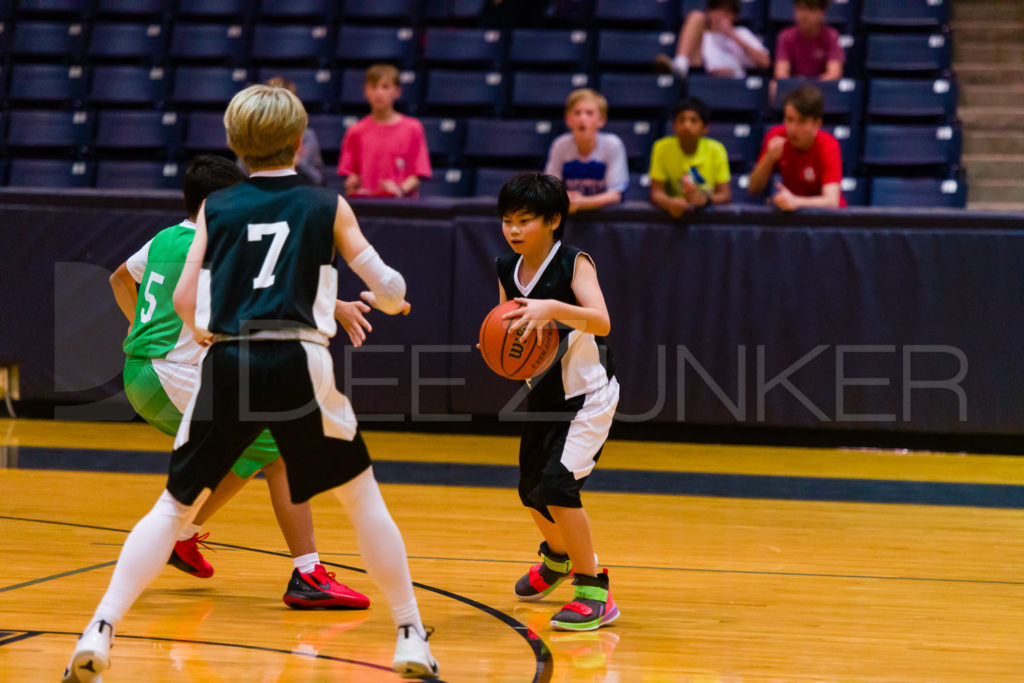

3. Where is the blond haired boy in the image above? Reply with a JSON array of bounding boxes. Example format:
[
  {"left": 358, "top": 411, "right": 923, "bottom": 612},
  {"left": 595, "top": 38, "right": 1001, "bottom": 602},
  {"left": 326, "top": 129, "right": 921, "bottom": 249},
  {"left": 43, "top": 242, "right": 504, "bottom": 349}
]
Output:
[{"left": 62, "top": 84, "right": 439, "bottom": 682}]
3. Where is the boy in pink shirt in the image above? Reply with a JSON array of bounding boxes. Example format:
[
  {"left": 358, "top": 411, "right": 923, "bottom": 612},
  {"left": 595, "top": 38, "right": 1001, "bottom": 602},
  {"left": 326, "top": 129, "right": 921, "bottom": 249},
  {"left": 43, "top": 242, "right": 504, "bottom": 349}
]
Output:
[
  {"left": 774, "top": 0, "right": 845, "bottom": 80},
  {"left": 337, "top": 64, "right": 432, "bottom": 198}
]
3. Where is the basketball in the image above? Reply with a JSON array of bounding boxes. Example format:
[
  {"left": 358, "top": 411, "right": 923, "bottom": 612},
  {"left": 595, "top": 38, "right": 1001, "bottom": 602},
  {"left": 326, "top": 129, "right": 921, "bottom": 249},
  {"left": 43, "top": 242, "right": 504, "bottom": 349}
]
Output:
[{"left": 479, "top": 301, "right": 559, "bottom": 380}]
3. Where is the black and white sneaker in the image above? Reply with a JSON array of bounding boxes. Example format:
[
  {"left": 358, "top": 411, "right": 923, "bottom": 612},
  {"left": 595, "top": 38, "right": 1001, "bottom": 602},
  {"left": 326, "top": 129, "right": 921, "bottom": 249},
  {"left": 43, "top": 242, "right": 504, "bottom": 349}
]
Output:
[
  {"left": 62, "top": 619, "right": 114, "bottom": 683},
  {"left": 392, "top": 623, "right": 439, "bottom": 679}
]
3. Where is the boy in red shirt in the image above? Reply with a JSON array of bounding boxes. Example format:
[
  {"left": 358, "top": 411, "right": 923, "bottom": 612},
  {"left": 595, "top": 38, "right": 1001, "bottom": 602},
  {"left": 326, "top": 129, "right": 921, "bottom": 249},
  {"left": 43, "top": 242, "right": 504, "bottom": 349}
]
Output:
[
  {"left": 747, "top": 84, "right": 845, "bottom": 210},
  {"left": 337, "top": 64, "right": 432, "bottom": 198},
  {"left": 774, "top": 0, "right": 845, "bottom": 81}
]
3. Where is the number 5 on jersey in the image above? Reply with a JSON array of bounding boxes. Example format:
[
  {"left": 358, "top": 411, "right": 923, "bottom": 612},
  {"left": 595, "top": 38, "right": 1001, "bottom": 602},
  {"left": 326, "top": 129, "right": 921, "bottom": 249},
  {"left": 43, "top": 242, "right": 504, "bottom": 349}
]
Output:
[
  {"left": 248, "top": 221, "right": 290, "bottom": 289},
  {"left": 140, "top": 271, "right": 165, "bottom": 323}
]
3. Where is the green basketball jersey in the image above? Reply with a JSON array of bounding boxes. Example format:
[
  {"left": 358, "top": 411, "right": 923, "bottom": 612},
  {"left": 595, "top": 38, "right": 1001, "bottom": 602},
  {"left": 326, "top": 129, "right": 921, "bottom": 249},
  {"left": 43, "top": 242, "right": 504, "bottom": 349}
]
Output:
[{"left": 122, "top": 220, "right": 204, "bottom": 364}]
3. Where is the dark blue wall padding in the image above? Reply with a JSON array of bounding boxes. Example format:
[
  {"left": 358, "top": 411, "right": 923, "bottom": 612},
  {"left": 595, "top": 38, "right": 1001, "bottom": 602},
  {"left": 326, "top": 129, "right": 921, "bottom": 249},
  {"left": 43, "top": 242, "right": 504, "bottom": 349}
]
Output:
[{"left": 2, "top": 190, "right": 1023, "bottom": 437}]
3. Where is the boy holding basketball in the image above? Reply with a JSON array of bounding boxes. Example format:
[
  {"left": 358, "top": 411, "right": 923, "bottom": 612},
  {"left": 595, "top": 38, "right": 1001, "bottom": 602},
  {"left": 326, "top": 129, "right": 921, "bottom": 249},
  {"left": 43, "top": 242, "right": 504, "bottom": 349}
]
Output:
[{"left": 495, "top": 172, "right": 620, "bottom": 631}]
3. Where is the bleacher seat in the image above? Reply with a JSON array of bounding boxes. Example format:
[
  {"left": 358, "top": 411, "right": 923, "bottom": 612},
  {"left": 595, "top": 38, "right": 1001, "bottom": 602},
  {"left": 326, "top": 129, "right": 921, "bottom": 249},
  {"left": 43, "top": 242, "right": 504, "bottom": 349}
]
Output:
[
  {"left": 10, "top": 21, "right": 83, "bottom": 59},
  {"left": 334, "top": 25, "right": 417, "bottom": 67},
  {"left": 249, "top": 24, "right": 331, "bottom": 64},
  {"left": 307, "top": 112, "right": 350, "bottom": 163},
  {"left": 424, "top": 0, "right": 488, "bottom": 24},
  {"left": 771, "top": 78, "right": 864, "bottom": 123},
  {"left": 597, "top": 29, "right": 676, "bottom": 70},
  {"left": 862, "top": 124, "right": 961, "bottom": 169},
  {"left": 623, "top": 171, "right": 651, "bottom": 202},
  {"left": 604, "top": 119, "right": 658, "bottom": 168},
  {"left": 342, "top": 0, "right": 420, "bottom": 23},
  {"left": 867, "top": 78, "right": 957, "bottom": 121},
  {"left": 170, "top": 66, "right": 248, "bottom": 106},
  {"left": 94, "top": 109, "right": 182, "bottom": 153},
  {"left": 183, "top": 111, "right": 230, "bottom": 151},
  {"left": 95, "top": 0, "right": 172, "bottom": 19},
  {"left": 176, "top": 0, "right": 249, "bottom": 19},
  {"left": 768, "top": 0, "right": 859, "bottom": 32},
  {"left": 865, "top": 33, "right": 951, "bottom": 75},
  {"left": 838, "top": 33, "right": 863, "bottom": 79},
  {"left": 88, "top": 65, "right": 167, "bottom": 106},
  {"left": 8, "top": 63, "right": 85, "bottom": 104},
  {"left": 707, "top": 122, "right": 762, "bottom": 169},
  {"left": 474, "top": 167, "right": 527, "bottom": 197},
  {"left": 511, "top": 72, "right": 591, "bottom": 116},
  {"left": 869, "top": 176, "right": 965, "bottom": 208},
  {"left": 14, "top": 0, "right": 87, "bottom": 19},
  {"left": 861, "top": 0, "right": 949, "bottom": 29},
  {"left": 424, "top": 69, "right": 504, "bottom": 116},
  {"left": 8, "top": 159, "right": 93, "bottom": 187},
  {"left": 824, "top": 123, "right": 861, "bottom": 174},
  {"left": 95, "top": 160, "right": 182, "bottom": 189},
  {"left": 7, "top": 109, "right": 92, "bottom": 151},
  {"left": 87, "top": 22, "right": 165, "bottom": 63},
  {"left": 258, "top": 0, "right": 335, "bottom": 21},
  {"left": 168, "top": 23, "right": 246, "bottom": 65},
  {"left": 340, "top": 69, "right": 421, "bottom": 114},
  {"left": 423, "top": 28, "right": 505, "bottom": 68},
  {"left": 419, "top": 167, "right": 473, "bottom": 198},
  {"left": 255, "top": 68, "right": 339, "bottom": 109},
  {"left": 463, "top": 118, "right": 555, "bottom": 165},
  {"left": 600, "top": 72, "right": 681, "bottom": 118},
  {"left": 507, "top": 29, "right": 593, "bottom": 72},
  {"left": 731, "top": 173, "right": 765, "bottom": 204},
  {"left": 687, "top": 74, "right": 766, "bottom": 122},
  {"left": 420, "top": 116, "right": 466, "bottom": 167},
  {"left": 840, "top": 176, "right": 868, "bottom": 206},
  {"left": 594, "top": 0, "right": 678, "bottom": 29}
]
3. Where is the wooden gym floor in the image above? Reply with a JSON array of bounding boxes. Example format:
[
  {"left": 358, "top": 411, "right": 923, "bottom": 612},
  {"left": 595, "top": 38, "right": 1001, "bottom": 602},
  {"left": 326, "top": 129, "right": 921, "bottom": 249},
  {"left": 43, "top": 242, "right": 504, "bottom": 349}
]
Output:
[{"left": 1, "top": 417, "right": 1023, "bottom": 681}]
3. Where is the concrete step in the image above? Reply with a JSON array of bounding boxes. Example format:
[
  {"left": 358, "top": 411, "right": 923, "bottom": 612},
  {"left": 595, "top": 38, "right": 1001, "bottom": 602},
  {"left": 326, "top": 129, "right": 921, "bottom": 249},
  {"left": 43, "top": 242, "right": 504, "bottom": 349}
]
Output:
[
  {"left": 959, "top": 85, "right": 1024, "bottom": 109},
  {"left": 968, "top": 180, "right": 1024, "bottom": 204},
  {"left": 964, "top": 130, "right": 1024, "bottom": 155},
  {"left": 966, "top": 201, "right": 1024, "bottom": 213},
  {"left": 954, "top": 63, "right": 1024, "bottom": 87},
  {"left": 955, "top": 41, "right": 1024, "bottom": 63},
  {"left": 953, "top": 3, "right": 1024, "bottom": 23},
  {"left": 958, "top": 106, "right": 1024, "bottom": 130},
  {"left": 949, "top": 21, "right": 1024, "bottom": 43},
  {"left": 963, "top": 154, "right": 1024, "bottom": 180}
]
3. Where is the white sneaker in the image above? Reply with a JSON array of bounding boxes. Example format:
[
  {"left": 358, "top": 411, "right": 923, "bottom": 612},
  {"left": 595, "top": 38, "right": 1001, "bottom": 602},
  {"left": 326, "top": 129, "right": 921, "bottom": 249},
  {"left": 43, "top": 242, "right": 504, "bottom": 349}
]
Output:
[
  {"left": 392, "top": 624, "right": 439, "bottom": 679},
  {"left": 62, "top": 619, "right": 114, "bottom": 683}
]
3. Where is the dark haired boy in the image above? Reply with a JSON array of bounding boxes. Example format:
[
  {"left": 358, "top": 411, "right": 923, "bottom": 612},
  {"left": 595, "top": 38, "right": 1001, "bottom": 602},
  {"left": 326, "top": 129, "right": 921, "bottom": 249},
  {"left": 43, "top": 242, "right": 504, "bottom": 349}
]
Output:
[
  {"left": 495, "top": 172, "right": 621, "bottom": 631},
  {"left": 774, "top": 0, "right": 845, "bottom": 81},
  {"left": 656, "top": 0, "right": 770, "bottom": 78},
  {"left": 649, "top": 97, "right": 732, "bottom": 217},
  {"left": 748, "top": 84, "right": 845, "bottom": 210}
]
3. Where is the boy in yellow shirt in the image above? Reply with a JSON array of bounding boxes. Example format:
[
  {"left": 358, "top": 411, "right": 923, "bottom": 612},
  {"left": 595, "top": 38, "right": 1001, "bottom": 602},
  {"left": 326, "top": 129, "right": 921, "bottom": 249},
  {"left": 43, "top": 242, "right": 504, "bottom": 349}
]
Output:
[{"left": 649, "top": 97, "right": 732, "bottom": 217}]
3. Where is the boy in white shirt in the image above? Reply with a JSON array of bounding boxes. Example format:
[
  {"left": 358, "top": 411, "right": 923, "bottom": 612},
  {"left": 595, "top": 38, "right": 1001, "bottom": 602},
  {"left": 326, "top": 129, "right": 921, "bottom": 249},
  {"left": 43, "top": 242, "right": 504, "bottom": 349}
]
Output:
[{"left": 657, "top": 0, "right": 770, "bottom": 78}]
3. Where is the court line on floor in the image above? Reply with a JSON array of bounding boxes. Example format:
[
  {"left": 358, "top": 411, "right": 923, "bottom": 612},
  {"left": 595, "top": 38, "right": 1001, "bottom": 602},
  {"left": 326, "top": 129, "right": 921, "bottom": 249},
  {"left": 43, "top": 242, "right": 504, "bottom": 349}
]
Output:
[{"left": 0, "top": 514, "right": 552, "bottom": 683}]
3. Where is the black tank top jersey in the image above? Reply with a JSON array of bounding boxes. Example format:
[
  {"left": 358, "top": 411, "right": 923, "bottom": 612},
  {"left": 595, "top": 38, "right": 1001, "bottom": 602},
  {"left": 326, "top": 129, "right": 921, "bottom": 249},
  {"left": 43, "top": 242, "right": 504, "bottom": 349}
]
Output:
[
  {"left": 496, "top": 242, "right": 614, "bottom": 409},
  {"left": 200, "top": 175, "right": 338, "bottom": 336}
]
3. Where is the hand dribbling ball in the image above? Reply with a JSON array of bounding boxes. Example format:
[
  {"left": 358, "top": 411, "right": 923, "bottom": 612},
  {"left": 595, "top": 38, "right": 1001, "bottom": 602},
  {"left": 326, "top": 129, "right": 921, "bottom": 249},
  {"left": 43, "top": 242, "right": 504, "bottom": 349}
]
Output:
[{"left": 479, "top": 301, "right": 558, "bottom": 380}]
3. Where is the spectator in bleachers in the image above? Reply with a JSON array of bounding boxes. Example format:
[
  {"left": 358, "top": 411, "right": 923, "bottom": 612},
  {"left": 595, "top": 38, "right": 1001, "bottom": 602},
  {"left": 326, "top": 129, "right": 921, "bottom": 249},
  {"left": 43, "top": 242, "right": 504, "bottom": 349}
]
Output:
[
  {"left": 773, "top": 0, "right": 845, "bottom": 81},
  {"left": 543, "top": 88, "right": 629, "bottom": 213},
  {"left": 655, "top": 0, "right": 770, "bottom": 79},
  {"left": 747, "top": 84, "right": 846, "bottom": 210},
  {"left": 337, "top": 64, "right": 432, "bottom": 198},
  {"left": 238, "top": 77, "right": 327, "bottom": 186},
  {"left": 648, "top": 97, "right": 731, "bottom": 217}
]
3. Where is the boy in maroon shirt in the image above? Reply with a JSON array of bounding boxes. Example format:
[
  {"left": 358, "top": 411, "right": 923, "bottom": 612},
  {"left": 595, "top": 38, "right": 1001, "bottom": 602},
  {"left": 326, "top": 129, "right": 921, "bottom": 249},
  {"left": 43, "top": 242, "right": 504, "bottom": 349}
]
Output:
[
  {"left": 774, "top": 0, "right": 845, "bottom": 81},
  {"left": 747, "top": 84, "right": 846, "bottom": 210}
]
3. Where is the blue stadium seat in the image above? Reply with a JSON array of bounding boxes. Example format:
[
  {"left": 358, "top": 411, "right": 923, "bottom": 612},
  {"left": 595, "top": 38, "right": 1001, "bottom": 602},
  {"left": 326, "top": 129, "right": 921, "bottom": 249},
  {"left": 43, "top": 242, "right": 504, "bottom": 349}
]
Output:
[
  {"left": 823, "top": 123, "right": 861, "bottom": 174},
  {"left": 510, "top": 72, "right": 592, "bottom": 115},
  {"left": 424, "top": 69, "right": 505, "bottom": 116},
  {"left": 707, "top": 122, "right": 762, "bottom": 169},
  {"left": 14, "top": 0, "right": 87, "bottom": 18},
  {"left": 87, "top": 22, "right": 166, "bottom": 63},
  {"left": 840, "top": 176, "right": 867, "bottom": 206},
  {"left": 94, "top": 109, "right": 182, "bottom": 152},
  {"left": 862, "top": 124, "right": 961, "bottom": 168},
  {"left": 0, "top": 20, "right": 9, "bottom": 60},
  {"left": 177, "top": 0, "right": 250, "bottom": 18},
  {"left": 867, "top": 78, "right": 957, "bottom": 121},
  {"left": 306, "top": 112, "right": 349, "bottom": 162},
  {"left": 343, "top": 0, "right": 420, "bottom": 23},
  {"left": 334, "top": 25, "right": 417, "bottom": 67},
  {"left": 600, "top": 72, "right": 681, "bottom": 118},
  {"left": 474, "top": 167, "right": 527, "bottom": 197},
  {"left": 771, "top": 78, "right": 864, "bottom": 123},
  {"left": 88, "top": 65, "right": 168, "bottom": 106},
  {"left": 10, "top": 21, "right": 84, "bottom": 59},
  {"left": 168, "top": 23, "right": 246, "bottom": 64},
  {"left": 255, "top": 68, "right": 339, "bottom": 109},
  {"left": 865, "top": 33, "right": 951, "bottom": 75},
  {"left": 8, "top": 159, "right": 93, "bottom": 188},
  {"left": 424, "top": 0, "right": 487, "bottom": 24},
  {"left": 838, "top": 33, "right": 863, "bottom": 79},
  {"left": 869, "top": 176, "right": 965, "bottom": 208},
  {"left": 420, "top": 116, "right": 466, "bottom": 167},
  {"left": 7, "top": 109, "right": 92, "bottom": 150},
  {"left": 594, "top": 0, "right": 678, "bottom": 29},
  {"left": 249, "top": 24, "right": 331, "bottom": 64},
  {"left": 340, "top": 69, "right": 421, "bottom": 114},
  {"left": 183, "top": 111, "right": 229, "bottom": 151},
  {"left": 597, "top": 29, "right": 676, "bottom": 69},
  {"left": 8, "top": 63, "right": 86, "bottom": 104},
  {"left": 95, "top": 0, "right": 172, "bottom": 18},
  {"left": 731, "top": 173, "right": 766, "bottom": 204},
  {"left": 423, "top": 28, "right": 505, "bottom": 68},
  {"left": 604, "top": 119, "right": 658, "bottom": 166},
  {"left": 170, "top": 66, "right": 249, "bottom": 106},
  {"left": 419, "top": 167, "right": 473, "bottom": 198},
  {"left": 462, "top": 118, "right": 556, "bottom": 164},
  {"left": 623, "top": 171, "right": 651, "bottom": 202},
  {"left": 259, "top": 0, "right": 336, "bottom": 21},
  {"left": 768, "top": 0, "right": 859, "bottom": 31},
  {"left": 508, "top": 29, "right": 593, "bottom": 72},
  {"left": 95, "top": 160, "right": 182, "bottom": 189},
  {"left": 861, "top": 0, "right": 949, "bottom": 28},
  {"left": 687, "top": 74, "right": 766, "bottom": 121}
]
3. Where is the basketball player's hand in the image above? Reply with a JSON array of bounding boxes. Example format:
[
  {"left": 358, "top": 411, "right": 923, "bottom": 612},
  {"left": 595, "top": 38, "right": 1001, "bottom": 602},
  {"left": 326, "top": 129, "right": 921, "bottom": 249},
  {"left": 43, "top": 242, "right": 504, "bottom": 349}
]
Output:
[
  {"left": 772, "top": 182, "right": 801, "bottom": 212},
  {"left": 360, "top": 291, "right": 411, "bottom": 316},
  {"left": 505, "top": 297, "right": 554, "bottom": 339},
  {"left": 192, "top": 328, "right": 213, "bottom": 347},
  {"left": 335, "top": 299, "right": 373, "bottom": 347}
]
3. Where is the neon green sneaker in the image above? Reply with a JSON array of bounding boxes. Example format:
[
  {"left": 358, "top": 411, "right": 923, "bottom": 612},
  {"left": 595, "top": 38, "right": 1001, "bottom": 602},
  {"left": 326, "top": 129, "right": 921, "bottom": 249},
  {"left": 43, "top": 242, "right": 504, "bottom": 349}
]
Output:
[
  {"left": 550, "top": 569, "right": 619, "bottom": 631},
  {"left": 514, "top": 541, "right": 573, "bottom": 601}
]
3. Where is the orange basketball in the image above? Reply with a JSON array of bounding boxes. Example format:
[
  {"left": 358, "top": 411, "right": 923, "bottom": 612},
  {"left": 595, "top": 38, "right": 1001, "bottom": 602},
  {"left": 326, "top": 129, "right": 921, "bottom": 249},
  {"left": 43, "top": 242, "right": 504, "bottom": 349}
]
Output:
[{"left": 479, "top": 301, "right": 559, "bottom": 381}]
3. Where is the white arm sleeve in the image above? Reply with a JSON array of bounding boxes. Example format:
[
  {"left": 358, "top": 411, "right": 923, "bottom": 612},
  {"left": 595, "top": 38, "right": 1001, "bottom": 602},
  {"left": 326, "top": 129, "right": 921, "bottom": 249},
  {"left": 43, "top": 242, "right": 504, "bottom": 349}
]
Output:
[{"left": 347, "top": 245, "right": 407, "bottom": 315}]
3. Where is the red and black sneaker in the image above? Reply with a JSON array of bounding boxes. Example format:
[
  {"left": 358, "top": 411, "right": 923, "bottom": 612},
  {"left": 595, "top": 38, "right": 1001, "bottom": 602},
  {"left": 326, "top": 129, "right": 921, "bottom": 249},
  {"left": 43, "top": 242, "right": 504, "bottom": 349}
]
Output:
[
  {"left": 168, "top": 532, "right": 214, "bottom": 579},
  {"left": 283, "top": 564, "right": 371, "bottom": 610}
]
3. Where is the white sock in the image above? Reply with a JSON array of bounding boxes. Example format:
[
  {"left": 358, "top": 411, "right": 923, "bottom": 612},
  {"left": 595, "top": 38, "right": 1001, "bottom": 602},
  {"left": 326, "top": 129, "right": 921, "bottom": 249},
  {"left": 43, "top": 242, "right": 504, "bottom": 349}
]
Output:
[
  {"left": 93, "top": 490, "right": 204, "bottom": 628},
  {"left": 294, "top": 552, "right": 319, "bottom": 574},
  {"left": 332, "top": 468, "right": 424, "bottom": 636},
  {"left": 673, "top": 55, "right": 690, "bottom": 75},
  {"left": 178, "top": 523, "right": 202, "bottom": 542}
]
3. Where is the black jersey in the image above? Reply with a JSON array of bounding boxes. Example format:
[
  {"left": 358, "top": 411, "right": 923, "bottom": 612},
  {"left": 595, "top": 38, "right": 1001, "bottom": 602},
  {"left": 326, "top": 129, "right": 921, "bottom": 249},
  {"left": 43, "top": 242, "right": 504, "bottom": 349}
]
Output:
[
  {"left": 496, "top": 242, "right": 615, "bottom": 409},
  {"left": 196, "top": 174, "right": 339, "bottom": 338}
]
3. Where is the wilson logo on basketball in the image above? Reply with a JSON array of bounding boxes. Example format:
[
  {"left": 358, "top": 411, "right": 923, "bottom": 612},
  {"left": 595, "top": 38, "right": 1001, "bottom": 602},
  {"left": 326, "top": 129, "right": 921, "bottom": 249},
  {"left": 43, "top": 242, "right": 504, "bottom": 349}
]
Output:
[{"left": 479, "top": 301, "right": 559, "bottom": 381}]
